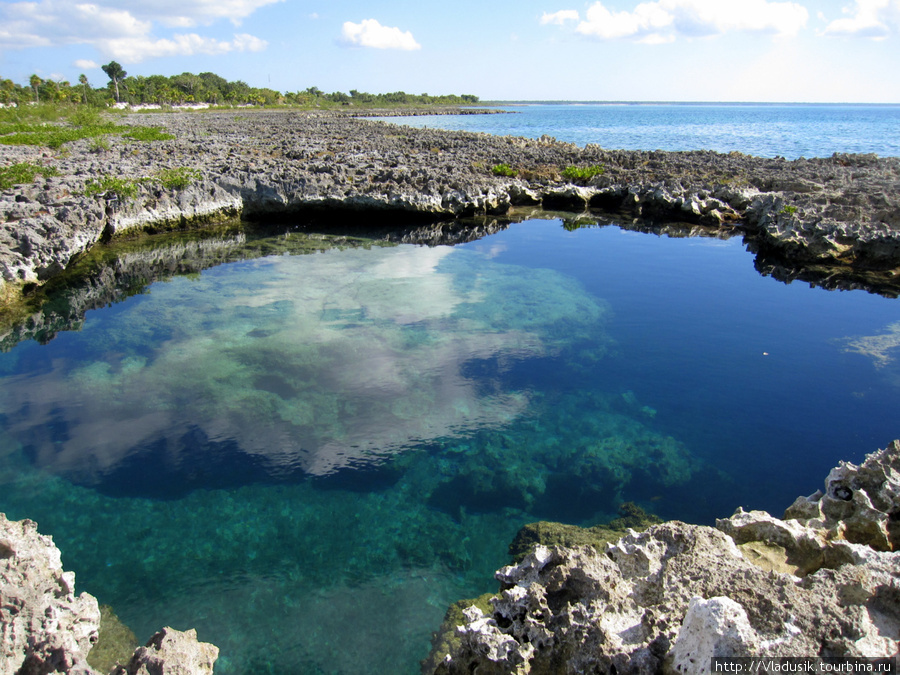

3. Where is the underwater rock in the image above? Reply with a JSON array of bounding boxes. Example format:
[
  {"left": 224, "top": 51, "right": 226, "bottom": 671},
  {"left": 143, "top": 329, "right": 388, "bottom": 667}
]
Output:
[
  {"left": 429, "top": 441, "right": 900, "bottom": 674},
  {"left": 0, "top": 513, "right": 218, "bottom": 675}
]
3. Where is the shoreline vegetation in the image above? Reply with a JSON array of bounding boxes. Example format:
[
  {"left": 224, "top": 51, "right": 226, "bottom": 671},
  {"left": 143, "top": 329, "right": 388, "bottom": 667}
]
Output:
[{"left": 1, "top": 67, "right": 481, "bottom": 110}]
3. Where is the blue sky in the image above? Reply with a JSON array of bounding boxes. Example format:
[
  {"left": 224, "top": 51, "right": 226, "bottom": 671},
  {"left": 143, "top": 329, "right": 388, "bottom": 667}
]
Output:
[{"left": 0, "top": 0, "right": 898, "bottom": 102}]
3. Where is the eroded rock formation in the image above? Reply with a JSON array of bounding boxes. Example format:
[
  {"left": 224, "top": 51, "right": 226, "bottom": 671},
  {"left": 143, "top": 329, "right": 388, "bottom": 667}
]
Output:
[
  {"left": 0, "top": 513, "right": 217, "bottom": 674},
  {"left": 2, "top": 110, "right": 899, "bottom": 298},
  {"left": 429, "top": 441, "right": 900, "bottom": 674}
]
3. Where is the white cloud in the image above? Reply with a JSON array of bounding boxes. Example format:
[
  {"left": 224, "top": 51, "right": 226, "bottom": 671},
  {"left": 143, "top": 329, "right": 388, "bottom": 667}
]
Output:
[
  {"left": 577, "top": 1, "right": 673, "bottom": 40},
  {"left": 546, "top": 0, "right": 809, "bottom": 42},
  {"left": 0, "top": 0, "right": 271, "bottom": 63},
  {"left": 107, "top": 0, "right": 284, "bottom": 27},
  {"left": 99, "top": 32, "right": 268, "bottom": 62},
  {"left": 340, "top": 19, "right": 422, "bottom": 50},
  {"left": 822, "top": 0, "right": 900, "bottom": 38},
  {"left": 541, "top": 9, "right": 580, "bottom": 25},
  {"left": 74, "top": 59, "right": 99, "bottom": 69}
]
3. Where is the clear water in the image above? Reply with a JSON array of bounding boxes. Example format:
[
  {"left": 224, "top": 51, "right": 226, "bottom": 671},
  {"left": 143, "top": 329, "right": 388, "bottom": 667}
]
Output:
[
  {"left": 376, "top": 103, "right": 900, "bottom": 159},
  {"left": 1, "top": 220, "right": 899, "bottom": 673}
]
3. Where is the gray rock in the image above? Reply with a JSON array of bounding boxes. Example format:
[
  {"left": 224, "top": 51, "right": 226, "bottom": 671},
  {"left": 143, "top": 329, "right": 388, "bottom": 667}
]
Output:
[
  {"left": 112, "top": 627, "right": 218, "bottom": 675},
  {"left": 430, "top": 441, "right": 900, "bottom": 674},
  {"left": 0, "top": 514, "right": 219, "bottom": 675},
  {"left": 0, "top": 513, "right": 100, "bottom": 675}
]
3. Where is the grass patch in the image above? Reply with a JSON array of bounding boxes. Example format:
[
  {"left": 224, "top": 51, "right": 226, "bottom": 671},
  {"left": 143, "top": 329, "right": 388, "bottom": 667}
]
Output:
[
  {"left": 779, "top": 204, "right": 799, "bottom": 216},
  {"left": 561, "top": 164, "right": 605, "bottom": 182},
  {"left": 155, "top": 167, "right": 201, "bottom": 189},
  {"left": 123, "top": 126, "right": 175, "bottom": 142},
  {"left": 85, "top": 175, "right": 142, "bottom": 200},
  {"left": 491, "top": 163, "right": 518, "bottom": 177},
  {"left": 84, "top": 167, "right": 201, "bottom": 201},
  {"left": 0, "top": 162, "right": 60, "bottom": 190},
  {"left": 0, "top": 105, "right": 174, "bottom": 148}
]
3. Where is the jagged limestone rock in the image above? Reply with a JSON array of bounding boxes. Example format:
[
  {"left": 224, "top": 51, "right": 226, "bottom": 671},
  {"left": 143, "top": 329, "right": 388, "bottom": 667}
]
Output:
[
  {"left": 430, "top": 442, "right": 900, "bottom": 674},
  {"left": 669, "top": 597, "right": 758, "bottom": 673},
  {"left": 0, "top": 513, "right": 100, "bottom": 675},
  {"left": 1, "top": 514, "right": 219, "bottom": 675},
  {"left": 112, "top": 627, "right": 218, "bottom": 675},
  {"left": 783, "top": 439, "right": 900, "bottom": 551}
]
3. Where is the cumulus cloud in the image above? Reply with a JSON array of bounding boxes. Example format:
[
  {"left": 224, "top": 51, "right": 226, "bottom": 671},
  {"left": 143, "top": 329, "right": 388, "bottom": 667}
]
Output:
[
  {"left": 0, "top": 0, "right": 271, "bottom": 63},
  {"left": 822, "top": 0, "right": 900, "bottom": 39},
  {"left": 340, "top": 19, "right": 422, "bottom": 50},
  {"left": 544, "top": 0, "right": 809, "bottom": 42},
  {"left": 541, "top": 9, "right": 581, "bottom": 25},
  {"left": 74, "top": 59, "right": 100, "bottom": 70}
]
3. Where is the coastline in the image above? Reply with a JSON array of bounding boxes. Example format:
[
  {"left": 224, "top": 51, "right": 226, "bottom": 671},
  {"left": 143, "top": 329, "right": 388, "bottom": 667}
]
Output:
[{"left": 2, "top": 108, "right": 900, "bottom": 323}]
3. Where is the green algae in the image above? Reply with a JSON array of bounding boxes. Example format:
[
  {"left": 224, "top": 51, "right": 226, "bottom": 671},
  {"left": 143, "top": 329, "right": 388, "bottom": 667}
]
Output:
[
  {"left": 507, "top": 502, "right": 663, "bottom": 561},
  {"left": 421, "top": 592, "right": 497, "bottom": 675},
  {"left": 88, "top": 605, "right": 140, "bottom": 673}
]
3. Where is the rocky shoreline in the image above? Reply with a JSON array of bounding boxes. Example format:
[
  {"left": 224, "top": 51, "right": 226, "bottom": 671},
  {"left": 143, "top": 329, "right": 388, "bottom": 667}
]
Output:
[
  {"left": 427, "top": 441, "right": 900, "bottom": 673},
  {"left": 2, "top": 108, "right": 900, "bottom": 307}
]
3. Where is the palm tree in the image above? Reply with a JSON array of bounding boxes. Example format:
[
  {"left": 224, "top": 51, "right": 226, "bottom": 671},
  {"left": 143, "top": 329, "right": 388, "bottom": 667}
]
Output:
[
  {"left": 79, "top": 74, "right": 89, "bottom": 104},
  {"left": 101, "top": 61, "right": 127, "bottom": 102},
  {"left": 29, "top": 74, "right": 42, "bottom": 102}
]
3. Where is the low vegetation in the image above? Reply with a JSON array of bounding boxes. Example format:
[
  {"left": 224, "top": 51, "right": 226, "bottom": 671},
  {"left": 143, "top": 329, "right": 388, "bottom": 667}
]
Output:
[
  {"left": 561, "top": 164, "right": 605, "bottom": 182},
  {"left": 491, "top": 163, "right": 518, "bottom": 177},
  {"left": 84, "top": 175, "right": 141, "bottom": 200},
  {"left": 0, "top": 162, "right": 59, "bottom": 190},
  {"left": 155, "top": 167, "right": 202, "bottom": 190},
  {"left": 84, "top": 166, "right": 201, "bottom": 201}
]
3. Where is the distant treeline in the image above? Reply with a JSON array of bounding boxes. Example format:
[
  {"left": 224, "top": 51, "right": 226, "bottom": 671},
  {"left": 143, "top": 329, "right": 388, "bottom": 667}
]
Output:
[{"left": 0, "top": 64, "right": 479, "bottom": 108}]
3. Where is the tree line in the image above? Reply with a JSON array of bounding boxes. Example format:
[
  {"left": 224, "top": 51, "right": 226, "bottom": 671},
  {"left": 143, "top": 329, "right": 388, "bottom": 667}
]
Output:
[{"left": 0, "top": 62, "right": 479, "bottom": 108}]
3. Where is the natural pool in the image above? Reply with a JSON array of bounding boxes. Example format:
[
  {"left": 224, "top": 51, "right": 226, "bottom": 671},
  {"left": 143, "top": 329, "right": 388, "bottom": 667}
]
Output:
[{"left": 1, "top": 217, "right": 899, "bottom": 673}]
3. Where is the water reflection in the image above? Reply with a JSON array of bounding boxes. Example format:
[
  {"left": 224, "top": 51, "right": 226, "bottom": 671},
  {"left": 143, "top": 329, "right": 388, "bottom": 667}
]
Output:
[{"left": 0, "top": 244, "right": 609, "bottom": 492}]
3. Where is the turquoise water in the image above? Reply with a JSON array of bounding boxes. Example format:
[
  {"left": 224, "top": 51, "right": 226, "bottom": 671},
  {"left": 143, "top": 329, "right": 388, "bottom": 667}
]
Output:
[
  {"left": 1, "top": 220, "right": 899, "bottom": 673},
  {"left": 377, "top": 102, "right": 900, "bottom": 158}
]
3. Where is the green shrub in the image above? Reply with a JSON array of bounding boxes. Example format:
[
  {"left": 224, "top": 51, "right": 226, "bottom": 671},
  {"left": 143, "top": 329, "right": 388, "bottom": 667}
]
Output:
[
  {"left": 156, "top": 167, "right": 201, "bottom": 190},
  {"left": 69, "top": 107, "right": 105, "bottom": 127},
  {"left": 779, "top": 204, "right": 798, "bottom": 216},
  {"left": 491, "top": 163, "right": 517, "bottom": 177},
  {"left": 561, "top": 165, "right": 605, "bottom": 181},
  {"left": 88, "top": 136, "right": 111, "bottom": 153},
  {"left": 0, "top": 162, "right": 60, "bottom": 190}
]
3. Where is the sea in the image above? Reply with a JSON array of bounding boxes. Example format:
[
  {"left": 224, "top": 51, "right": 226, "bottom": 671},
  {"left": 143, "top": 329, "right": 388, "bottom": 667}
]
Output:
[
  {"left": 1, "top": 103, "right": 899, "bottom": 674},
  {"left": 376, "top": 102, "right": 900, "bottom": 159}
]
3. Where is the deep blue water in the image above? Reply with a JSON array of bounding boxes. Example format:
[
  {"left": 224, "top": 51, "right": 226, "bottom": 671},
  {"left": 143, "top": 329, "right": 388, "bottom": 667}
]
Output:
[
  {"left": 376, "top": 102, "right": 900, "bottom": 158},
  {"left": 1, "top": 222, "right": 899, "bottom": 673}
]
